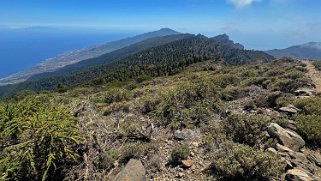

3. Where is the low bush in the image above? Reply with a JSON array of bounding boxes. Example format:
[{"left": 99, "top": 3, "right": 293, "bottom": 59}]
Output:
[
  {"left": 169, "top": 144, "right": 190, "bottom": 164},
  {"left": 155, "top": 81, "right": 218, "bottom": 128},
  {"left": 211, "top": 142, "right": 286, "bottom": 180},
  {"left": 294, "top": 114, "right": 321, "bottom": 145},
  {"left": 269, "top": 78, "right": 309, "bottom": 93},
  {"left": 125, "top": 82, "right": 137, "bottom": 90},
  {"left": 293, "top": 97, "right": 321, "bottom": 115},
  {"left": 281, "top": 70, "right": 304, "bottom": 79},
  {"left": 313, "top": 61, "right": 321, "bottom": 71},
  {"left": 242, "top": 77, "right": 267, "bottom": 86},
  {"left": 272, "top": 57, "right": 296, "bottom": 65},
  {"left": 119, "top": 143, "right": 148, "bottom": 163},
  {"left": 213, "top": 74, "right": 240, "bottom": 88},
  {"left": 0, "top": 96, "right": 81, "bottom": 181},
  {"left": 273, "top": 118, "right": 290, "bottom": 128},
  {"left": 219, "top": 86, "right": 249, "bottom": 101},
  {"left": 98, "top": 149, "right": 119, "bottom": 170},
  {"left": 276, "top": 96, "right": 296, "bottom": 107},
  {"left": 116, "top": 115, "right": 148, "bottom": 141},
  {"left": 263, "top": 67, "right": 285, "bottom": 77},
  {"left": 202, "top": 120, "right": 227, "bottom": 151},
  {"left": 104, "top": 88, "right": 131, "bottom": 104},
  {"left": 254, "top": 91, "right": 282, "bottom": 108},
  {"left": 103, "top": 101, "right": 130, "bottom": 116},
  {"left": 138, "top": 95, "right": 161, "bottom": 114},
  {"left": 223, "top": 114, "right": 269, "bottom": 147},
  {"left": 56, "top": 83, "right": 68, "bottom": 93}
]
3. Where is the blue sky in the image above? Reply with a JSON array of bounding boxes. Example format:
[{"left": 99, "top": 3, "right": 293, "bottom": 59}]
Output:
[{"left": 0, "top": 0, "right": 320, "bottom": 50}]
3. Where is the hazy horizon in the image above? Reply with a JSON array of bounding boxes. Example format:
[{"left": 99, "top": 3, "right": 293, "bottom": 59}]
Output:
[
  {"left": 1, "top": 0, "right": 321, "bottom": 78},
  {"left": 1, "top": 25, "right": 318, "bottom": 50},
  {"left": 0, "top": 25, "right": 319, "bottom": 78},
  {"left": 1, "top": 0, "right": 321, "bottom": 50}
]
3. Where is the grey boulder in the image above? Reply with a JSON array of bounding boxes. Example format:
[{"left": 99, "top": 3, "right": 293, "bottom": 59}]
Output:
[
  {"left": 268, "top": 123, "right": 305, "bottom": 151},
  {"left": 113, "top": 159, "right": 146, "bottom": 181}
]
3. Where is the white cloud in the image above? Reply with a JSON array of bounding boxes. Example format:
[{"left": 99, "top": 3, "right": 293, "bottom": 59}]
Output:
[{"left": 227, "top": 0, "right": 262, "bottom": 9}]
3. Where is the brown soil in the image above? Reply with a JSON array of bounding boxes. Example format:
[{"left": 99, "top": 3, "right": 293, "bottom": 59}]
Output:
[{"left": 303, "top": 61, "right": 321, "bottom": 93}]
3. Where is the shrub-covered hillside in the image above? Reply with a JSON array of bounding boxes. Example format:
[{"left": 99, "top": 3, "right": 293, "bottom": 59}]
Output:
[{"left": 1, "top": 58, "right": 321, "bottom": 180}]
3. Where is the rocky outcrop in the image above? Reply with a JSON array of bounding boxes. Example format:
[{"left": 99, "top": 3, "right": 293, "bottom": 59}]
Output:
[
  {"left": 307, "top": 154, "right": 321, "bottom": 167},
  {"left": 174, "top": 129, "right": 201, "bottom": 141},
  {"left": 268, "top": 123, "right": 305, "bottom": 151},
  {"left": 285, "top": 169, "right": 314, "bottom": 181},
  {"left": 276, "top": 144, "right": 314, "bottom": 173},
  {"left": 273, "top": 143, "right": 321, "bottom": 181},
  {"left": 279, "top": 105, "right": 301, "bottom": 114},
  {"left": 295, "top": 89, "right": 316, "bottom": 97},
  {"left": 182, "top": 159, "right": 193, "bottom": 168},
  {"left": 113, "top": 159, "right": 146, "bottom": 181}
]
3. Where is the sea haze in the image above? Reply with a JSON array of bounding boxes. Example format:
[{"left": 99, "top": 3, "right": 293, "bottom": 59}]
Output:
[{"left": 0, "top": 27, "right": 133, "bottom": 78}]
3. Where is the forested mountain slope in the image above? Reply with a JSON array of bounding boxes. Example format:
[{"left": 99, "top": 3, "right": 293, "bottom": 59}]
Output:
[
  {"left": 0, "top": 34, "right": 273, "bottom": 97},
  {"left": 28, "top": 34, "right": 192, "bottom": 81},
  {"left": 0, "top": 28, "right": 180, "bottom": 85}
]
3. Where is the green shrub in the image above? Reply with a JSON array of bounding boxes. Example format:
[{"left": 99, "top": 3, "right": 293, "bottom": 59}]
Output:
[
  {"left": 242, "top": 77, "right": 267, "bottom": 86},
  {"left": 281, "top": 70, "right": 304, "bottom": 79},
  {"left": 294, "top": 114, "right": 321, "bottom": 145},
  {"left": 155, "top": 81, "right": 217, "bottom": 128},
  {"left": 116, "top": 115, "right": 147, "bottom": 140},
  {"left": 68, "top": 87, "right": 87, "bottom": 97},
  {"left": 219, "top": 86, "right": 249, "bottom": 101},
  {"left": 135, "top": 75, "right": 151, "bottom": 83},
  {"left": 276, "top": 96, "right": 295, "bottom": 107},
  {"left": 202, "top": 120, "right": 227, "bottom": 151},
  {"left": 274, "top": 118, "right": 290, "bottom": 128},
  {"left": 103, "top": 101, "right": 130, "bottom": 116},
  {"left": 272, "top": 57, "right": 296, "bottom": 64},
  {"left": 254, "top": 91, "right": 282, "bottom": 108},
  {"left": 240, "top": 69, "right": 257, "bottom": 78},
  {"left": 169, "top": 144, "right": 190, "bottom": 164},
  {"left": 293, "top": 97, "right": 321, "bottom": 115},
  {"left": 313, "top": 61, "right": 321, "bottom": 71},
  {"left": 269, "top": 78, "right": 308, "bottom": 93},
  {"left": 98, "top": 149, "right": 119, "bottom": 170},
  {"left": 211, "top": 142, "right": 286, "bottom": 180},
  {"left": 56, "top": 83, "right": 68, "bottom": 93},
  {"left": 263, "top": 68, "right": 285, "bottom": 77},
  {"left": 138, "top": 95, "right": 161, "bottom": 114},
  {"left": 157, "top": 94, "right": 214, "bottom": 129},
  {"left": 214, "top": 74, "right": 240, "bottom": 88},
  {"left": 298, "top": 62, "right": 307, "bottom": 67},
  {"left": 223, "top": 114, "right": 269, "bottom": 147},
  {"left": 104, "top": 88, "right": 131, "bottom": 104},
  {"left": 119, "top": 143, "right": 148, "bottom": 163},
  {"left": 124, "top": 83, "right": 137, "bottom": 91},
  {"left": 0, "top": 96, "right": 81, "bottom": 181}
]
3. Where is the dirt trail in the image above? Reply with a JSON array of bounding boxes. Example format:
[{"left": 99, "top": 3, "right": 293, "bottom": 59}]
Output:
[{"left": 303, "top": 61, "right": 321, "bottom": 93}]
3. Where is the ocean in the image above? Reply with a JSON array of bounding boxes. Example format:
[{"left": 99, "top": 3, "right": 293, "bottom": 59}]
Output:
[{"left": 0, "top": 27, "right": 133, "bottom": 78}]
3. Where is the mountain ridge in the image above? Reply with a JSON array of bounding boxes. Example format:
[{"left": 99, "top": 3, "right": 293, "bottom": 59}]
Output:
[
  {"left": 0, "top": 34, "right": 273, "bottom": 97},
  {"left": 28, "top": 33, "right": 252, "bottom": 82},
  {"left": 0, "top": 28, "right": 180, "bottom": 85},
  {"left": 266, "top": 42, "right": 321, "bottom": 60},
  {"left": 27, "top": 33, "right": 193, "bottom": 81}
]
